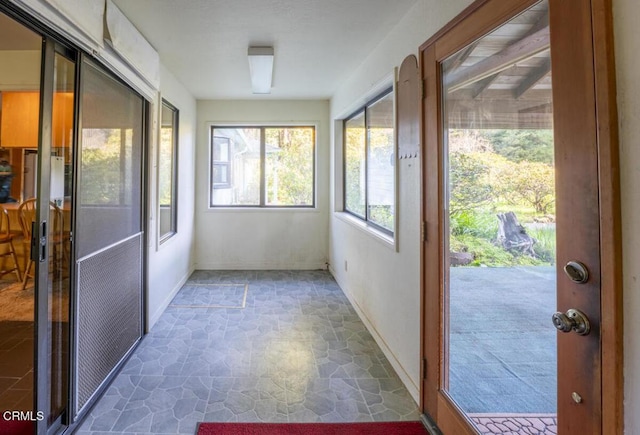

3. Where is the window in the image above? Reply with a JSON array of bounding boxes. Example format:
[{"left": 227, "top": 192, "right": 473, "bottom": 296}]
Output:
[
  {"left": 343, "top": 88, "right": 395, "bottom": 234},
  {"left": 212, "top": 136, "right": 231, "bottom": 188},
  {"left": 159, "top": 99, "right": 178, "bottom": 242},
  {"left": 210, "top": 126, "right": 315, "bottom": 207}
]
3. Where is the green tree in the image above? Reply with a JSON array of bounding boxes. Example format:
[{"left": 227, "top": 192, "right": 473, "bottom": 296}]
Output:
[
  {"left": 158, "top": 127, "right": 174, "bottom": 206},
  {"left": 499, "top": 160, "right": 555, "bottom": 214},
  {"left": 344, "top": 124, "right": 365, "bottom": 216},
  {"left": 449, "top": 152, "right": 494, "bottom": 215},
  {"left": 265, "top": 127, "right": 314, "bottom": 205},
  {"left": 81, "top": 128, "right": 131, "bottom": 204},
  {"left": 480, "top": 129, "right": 554, "bottom": 164}
]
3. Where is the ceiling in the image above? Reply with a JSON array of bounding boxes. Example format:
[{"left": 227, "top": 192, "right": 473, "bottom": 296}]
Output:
[
  {"left": 111, "top": 0, "right": 419, "bottom": 100},
  {"left": 0, "top": 12, "right": 41, "bottom": 50}
]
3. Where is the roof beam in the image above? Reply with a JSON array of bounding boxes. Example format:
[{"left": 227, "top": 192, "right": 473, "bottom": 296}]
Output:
[
  {"left": 447, "top": 41, "right": 479, "bottom": 72},
  {"left": 527, "top": 9, "right": 549, "bottom": 37},
  {"left": 514, "top": 57, "right": 551, "bottom": 99},
  {"left": 445, "top": 26, "right": 550, "bottom": 92},
  {"left": 472, "top": 73, "right": 500, "bottom": 99}
]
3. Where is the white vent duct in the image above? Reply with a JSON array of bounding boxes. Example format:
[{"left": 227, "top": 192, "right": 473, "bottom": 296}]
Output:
[{"left": 104, "top": 0, "right": 160, "bottom": 91}]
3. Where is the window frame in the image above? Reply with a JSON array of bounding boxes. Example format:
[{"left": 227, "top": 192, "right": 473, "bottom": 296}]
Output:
[
  {"left": 212, "top": 135, "right": 232, "bottom": 189},
  {"left": 208, "top": 124, "right": 317, "bottom": 209},
  {"left": 342, "top": 87, "right": 395, "bottom": 236},
  {"left": 158, "top": 98, "right": 179, "bottom": 244}
]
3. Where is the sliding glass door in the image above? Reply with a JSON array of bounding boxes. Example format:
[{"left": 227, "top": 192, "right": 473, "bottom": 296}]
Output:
[
  {"left": 0, "top": 6, "right": 147, "bottom": 433},
  {"left": 31, "top": 37, "right": 76, "bottom": 435}
]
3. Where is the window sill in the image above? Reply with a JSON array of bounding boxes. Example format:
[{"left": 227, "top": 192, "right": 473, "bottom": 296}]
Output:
[
  {"left": 206, "top": 206, "right": 320, "bottom": 213},
  {"left": 334, "top": 212, "right": 397, "bottom": 251}
]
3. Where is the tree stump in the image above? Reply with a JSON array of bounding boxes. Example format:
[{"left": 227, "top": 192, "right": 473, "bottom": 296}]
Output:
[
  {"left": 450, "top": 252, "right": 474, "bottom": 266},
  {"left": 496, "top": 212, "right": 536, "bottom": 256}
]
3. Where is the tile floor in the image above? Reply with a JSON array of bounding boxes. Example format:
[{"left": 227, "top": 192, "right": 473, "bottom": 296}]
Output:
[
  {"left": 75, "top": 270, "right": 420, "bottom": 434},
  {"left": 0, "top": 320, "right": 33, "bottom": 412}
]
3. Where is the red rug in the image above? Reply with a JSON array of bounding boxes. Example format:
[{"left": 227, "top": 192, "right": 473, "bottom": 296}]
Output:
[
  {"left": 196, "top": 421, "right": 427, "bottom": 435},
  {"left": 0, "top": 419, "right": 33, "bottom": 435}
]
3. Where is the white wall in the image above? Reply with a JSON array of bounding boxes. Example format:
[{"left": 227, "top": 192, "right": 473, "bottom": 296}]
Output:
[
  {"left": 0, "top": 51, "right": 40, "bottom": 91},
  {"left": 614, "top": 1, "right": 640, "bottom": 432},
  {"left": 329, "top": 0, "right": 474, "bottom": 404},
  {"left": 146, "top": 64, "right": 197, "bottom": 328},
  {"left": 195, "top": 99, "right": 330, "bottom": 270}
]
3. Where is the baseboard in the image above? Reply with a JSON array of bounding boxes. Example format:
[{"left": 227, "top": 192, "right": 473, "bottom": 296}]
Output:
[
  {"left": 329, "top": 266, "right": 420, "bottom": 404},
  {"left": 195, "top": 262, "right": 328, "bottom": 270},
  {"left": 147, "top": 265, "right": 195, "bottom": 330}
]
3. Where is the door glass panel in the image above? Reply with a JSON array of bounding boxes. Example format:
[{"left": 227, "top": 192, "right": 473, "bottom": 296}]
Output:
[
  {"left": 442, "top": 2, "right": 557, "bottom": 433},
  {"left": 77, "top": 60, "right": 143, "bottom": 259},
  {"left": 0, "top": 10, "right": 41, "bottom": 419},
  {"left": 49, "top": 51, "right": 75, "bottom": 423}
]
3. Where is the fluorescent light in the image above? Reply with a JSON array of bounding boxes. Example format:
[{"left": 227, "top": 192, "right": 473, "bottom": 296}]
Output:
[{"left": 248, "top": 46, "right": 274, "bottom": 94}]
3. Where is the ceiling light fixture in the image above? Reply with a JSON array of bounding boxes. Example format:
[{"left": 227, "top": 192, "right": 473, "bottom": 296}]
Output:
[{"left": 248, "top": 46, "right": 274, "bottom": 94}]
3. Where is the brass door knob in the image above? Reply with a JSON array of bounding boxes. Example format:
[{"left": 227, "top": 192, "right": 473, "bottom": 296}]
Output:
[{"left": 552, "top": 308, "right": 591, "bottom": 336}]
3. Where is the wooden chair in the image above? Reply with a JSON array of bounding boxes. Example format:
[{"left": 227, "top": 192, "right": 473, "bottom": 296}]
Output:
[
  {"left": 18, "top": 198, "right": 36, "bottom": 290},
  {"left": 0, "top": 205, "right": 22, "bottom": 282},
  {"left": 48, "top": 201, "right": 69, "bottom": 279},
  {"left": 19, "top": 198, "right": 69, "bottom": 289}
]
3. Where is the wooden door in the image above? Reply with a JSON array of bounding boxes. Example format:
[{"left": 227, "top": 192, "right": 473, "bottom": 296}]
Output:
[{"left": 420, "top": 0, "right": 622, "bottom": 434}]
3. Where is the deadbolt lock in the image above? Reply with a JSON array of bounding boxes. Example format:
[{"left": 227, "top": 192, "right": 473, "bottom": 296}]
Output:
[
  {"left": 552, "top": 308, "right": 591, "bottom": 336},
  {"left": 564, "top": 261, "right": 589, "bottom": 284}
]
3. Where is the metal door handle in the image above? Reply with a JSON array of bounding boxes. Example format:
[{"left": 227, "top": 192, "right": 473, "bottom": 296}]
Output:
[{"left": 552, "top": 308, "right": 590, "bottom": 336}]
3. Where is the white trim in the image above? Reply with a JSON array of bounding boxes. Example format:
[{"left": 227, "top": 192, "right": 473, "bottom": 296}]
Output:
[
  {"left": 330, "top": 265, "right": 420, "bottom": 404},
  {"left": 203, "top": 207, "right": 320, "bottom": 213},
  {"left": 334, "top": 211, "right": 396, "bottom": 251},
  {"left": 156, "top": 98, "right": 179, "bottom": 248},
  {"left": 334, "top": 71, "right": 399, "bottom": 250},
  {"left": 195, "top": 261, "right": 327, "bottom": 270}
]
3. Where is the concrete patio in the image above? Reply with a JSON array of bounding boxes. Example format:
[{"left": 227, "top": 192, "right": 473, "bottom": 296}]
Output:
[{"left": 448, "top": 266, "right": 557, "bottom": 414}]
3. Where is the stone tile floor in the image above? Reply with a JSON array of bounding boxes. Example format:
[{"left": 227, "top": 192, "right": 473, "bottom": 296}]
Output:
[
  {"left": 469, "top": 415, "right": 557, "bottom": 434},
  {"left": 75, "top": 270, "right": 420, "bottom": 434}
]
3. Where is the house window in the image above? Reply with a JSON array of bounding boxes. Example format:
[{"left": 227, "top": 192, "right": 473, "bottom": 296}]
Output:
[
  {"left": 343, "top": 88, "right": 395, "bottom": 234},
  {"left": 212, "top": 136, "right": 231, "bottom": 188},
  {"left": 159, "top": 99, "right": 178, "bottom": 242},
  {"left": 210, "top": 126, "right": 315, "bottom": 207}
]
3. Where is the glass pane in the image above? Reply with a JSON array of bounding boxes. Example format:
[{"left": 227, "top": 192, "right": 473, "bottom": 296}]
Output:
[
  {"left": 0, "top": 10, "right": 41, "bottom": 418},
  {"left": 265, "top": 127, "right": 314, "bottom": 206},
  {"left": 49, "top": 51, "right": 75, "bottom": 423},
  {"left": 213, "top": 138, "right": 229, "bottom": 162},
  {"left": 442, "top": 2, "right": 557, "bottom": 433},
  {"left": 159, "top": 101, "right": 177, "bottom": 240},
  {"left": 210, "top": 128, "right": 260, "bottom": 206},
  {"left": 212, "top": 164, "right": 229, "bottom": 184},
  {"left": 366, "top": 92, "right": 395, "bottom": 232},
  {"left": 77, "top": 60, "right": 144, "bottom": 258},
  {"left": 344, "top": 112, "right": 365, "bottom": 217}
]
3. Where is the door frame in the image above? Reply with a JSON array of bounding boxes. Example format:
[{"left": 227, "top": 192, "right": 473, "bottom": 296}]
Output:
[
  {"left": 36, "top": 36, "right": 79, "bottom": 435},
  {"left": 419, "top": 0, "right": 622, "bottom": 433}
]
